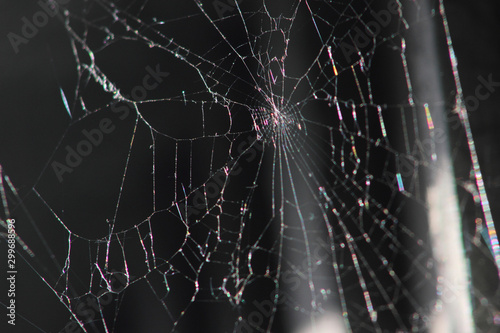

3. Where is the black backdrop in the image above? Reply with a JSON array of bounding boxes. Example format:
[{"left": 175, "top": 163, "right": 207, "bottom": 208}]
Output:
[{"left": 1, "top": 1, "right": 500, "bottom": 332}]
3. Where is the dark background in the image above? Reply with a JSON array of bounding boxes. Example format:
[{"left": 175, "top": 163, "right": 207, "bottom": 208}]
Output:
[{"left": 1, "top": 0, "right": 500, "bottom": 332}]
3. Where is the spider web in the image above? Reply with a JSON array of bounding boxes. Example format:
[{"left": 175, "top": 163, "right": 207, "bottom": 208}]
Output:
[{"left": 1, "top": 0, "right": 500, "bottom": 332}]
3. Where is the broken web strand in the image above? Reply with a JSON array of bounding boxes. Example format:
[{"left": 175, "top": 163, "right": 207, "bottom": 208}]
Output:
[{"left": 439, "top": 0, "right": 500, "bottom": 278}]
